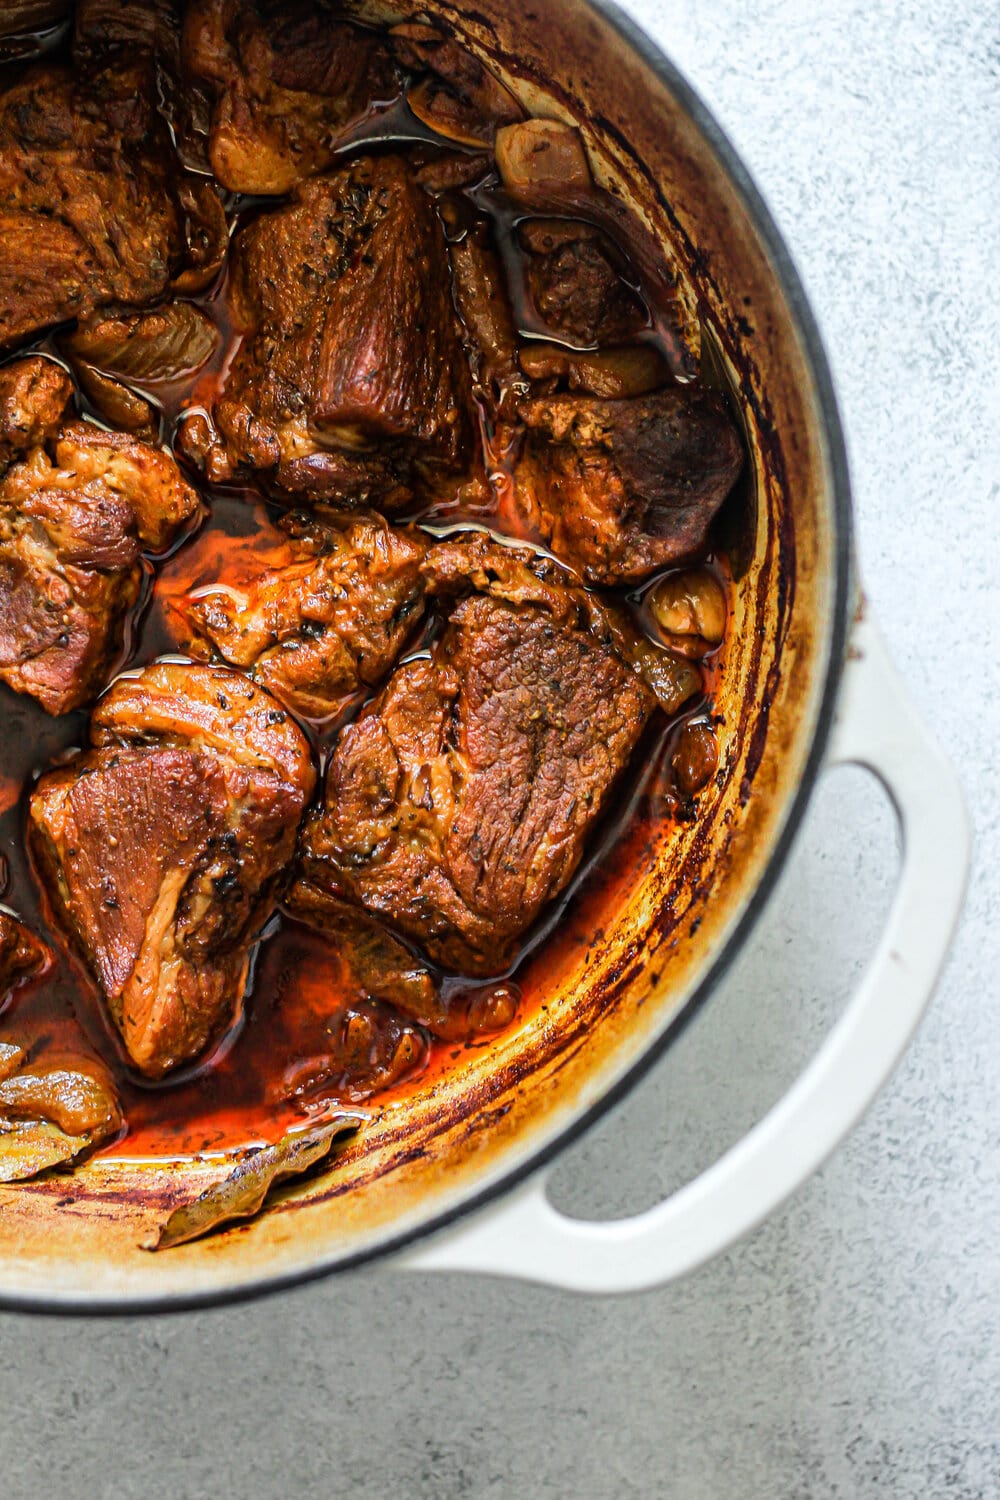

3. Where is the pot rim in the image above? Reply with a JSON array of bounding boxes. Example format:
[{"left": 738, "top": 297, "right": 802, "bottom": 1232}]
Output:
[{"left": 3, "top": 0, "right": 853, "bottom": 1317}]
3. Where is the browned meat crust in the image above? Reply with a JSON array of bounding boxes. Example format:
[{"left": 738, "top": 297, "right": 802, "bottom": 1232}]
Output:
[
  {"left": 295, "top": 535, "right": 654, "bottom": 975},
  {"left": 0, "top": 368, "right": 202, "bottom": 714},
  {"left": 513, "top": 388, "right": 744, "bottom": 584},
  {"left": 29, "top": 662, "right": 316, "bottom": 1077},
  {"left": 0, "top": 50, "right": 218, "bottom": 350},
  {"left": 0, "top": 357, "right": 72, "bottom": 470},
  {"left": 183, "top": 0, "right": 399, "bottom": 193},
  {"left": 176, "top": 507, "right": 429, "bottom": 720},
  {"left": 519, "top": 218, "right": 647, "bottom": 346},
  {"left": 181, "top": 155, "right": 475, "bottom": 508}
]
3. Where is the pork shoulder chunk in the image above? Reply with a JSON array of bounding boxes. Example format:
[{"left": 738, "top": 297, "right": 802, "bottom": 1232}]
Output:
[
  {"left": 29, "top": 662, "right": 315, "bottom": 1077},
  {"left": 0, "top": 56, "right": 211, "bottom": 350},
  {"left": 295, "top": 535, "right": 654, "bottom": 975},
  {"left": 183, "top": 0, "right": 399, "bottom": 194},
  {"left": 0, "top": 356, "right": 72, "bottom": 470},
  {"left": 176, "top": 508, "right": 428, "bottom": 719},
  {"left": 519, "top": 219, "right": 647, "bottom": 347},
  {"left": 513, "top": 388, "right": 744, "bottom": 585},
  {"left": 0, "top": 372, "right": 202, "bottom": 714},
  {"left": 73, "top": 0, "right": 179, "bottom": 58},
  {"left": 182, "top": 155, "right": 475, "bottom": 507}
]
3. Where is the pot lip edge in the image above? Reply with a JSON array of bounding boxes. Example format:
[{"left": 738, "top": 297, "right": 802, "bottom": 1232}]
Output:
[{"left": 0, "top": 0, "right": 855, "bottom": 1317}]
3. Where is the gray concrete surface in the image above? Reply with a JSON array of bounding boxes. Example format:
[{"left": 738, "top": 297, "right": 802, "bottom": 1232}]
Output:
[{"left": 0, "top": 2, "right": 997, "bottom": 1495}]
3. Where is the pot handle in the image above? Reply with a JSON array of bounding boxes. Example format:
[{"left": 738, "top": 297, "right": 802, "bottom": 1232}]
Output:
[{"left": 398, "top": 607, "right": 968, "bottom": 1292}]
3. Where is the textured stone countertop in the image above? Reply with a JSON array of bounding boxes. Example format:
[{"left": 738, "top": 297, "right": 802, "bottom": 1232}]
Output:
[{"left": 0, "top": 3, "right": 996, "bottom": 1496}]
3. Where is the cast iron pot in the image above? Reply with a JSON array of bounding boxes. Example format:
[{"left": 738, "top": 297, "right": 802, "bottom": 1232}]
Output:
[{"left": 0, "top": 0, "right": 968, "bottom": 1311}]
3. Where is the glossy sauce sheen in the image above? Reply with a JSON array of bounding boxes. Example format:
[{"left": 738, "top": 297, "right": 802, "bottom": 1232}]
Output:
[{"left": 0, "top": 49, "right": 729, "bottom": 1160}]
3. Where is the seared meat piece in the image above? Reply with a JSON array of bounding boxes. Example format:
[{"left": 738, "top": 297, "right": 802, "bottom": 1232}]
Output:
[
  {"left": 29, "top": 662, "right": 315, "bottom": 1077},
  {"left": 183, "top": 0, "right": 398, "bottom": 193},
  {"left": 513, "top": 389, "right": 744, "bottom": 585},
  {"left": 74, "top": 0, "right": 221, "bottom": 184},
  {"left": 184, "top": 155, "right": 474, "bottom": 506},
  {"left": 295, "top": 535, "right": 654, "bottom": 974},
  {"left": 176, "top": 508, "right": 428, "bottom": 719},
  {"left": 0, "top": 59, "right": 208, "bottom": 349},
  {"left": 422, "top": 533, "right": 701, "bottom": 718},
  {"left": 519, "top": 219, "right": 647, "bottom": 347},
  {"left": 0, "top": 357, "right": 72, "bottom": 472},
  {"left": 0, "top": 383, "right": 202, "bottom": 714},
  {"left": 0, "top": 912, "right": 49, "bottom": 1005}
]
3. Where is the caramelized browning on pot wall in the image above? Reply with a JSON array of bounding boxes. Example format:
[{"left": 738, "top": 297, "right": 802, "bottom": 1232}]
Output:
[{"left": 0, "top": 3, "right": 748, "bottom": 1188}]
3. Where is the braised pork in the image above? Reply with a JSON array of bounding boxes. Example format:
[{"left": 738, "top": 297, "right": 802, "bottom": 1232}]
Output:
[
  {"left": 0, "top": 8, "right": 745, "bottom": 1156},
  {"left": 181, "top": 154, "right": 475, "bottom": 507},
  {"left": 0, "top": 370, "right": 202, "bottom": 714},
  {"left": 513, "top": 388, "right": 744, "bottom": 585},
  {"left": 0, "top": 356, "right": 72, "bottom": 472},
  {"left": 0, "top": 50, "right": 221, "bottom": 350},
  {"left": 176, "top": 508, "right": 429, "bottom": 719},
  {"left": 183, "top": 0, "right": 399, "bottom": 193},
  {"left": 520, "top": 218, "right": 647, "bottom": 347},
  {"left": 295, "top": 535, "right": 655, "bottom": 975},
  {"left": 29, "top": 661, "right": 315, "bottom": 1075}
]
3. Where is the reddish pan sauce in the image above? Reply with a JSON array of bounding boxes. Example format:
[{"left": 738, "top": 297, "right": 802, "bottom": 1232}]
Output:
[{"left": 0, "top": 70, "right": 733, "bottom": 1161}]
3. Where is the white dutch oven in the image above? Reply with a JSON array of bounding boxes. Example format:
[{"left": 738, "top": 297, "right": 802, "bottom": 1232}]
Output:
[{"left": 0, "top": 0, "right": 967, "bottom": 1310}]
